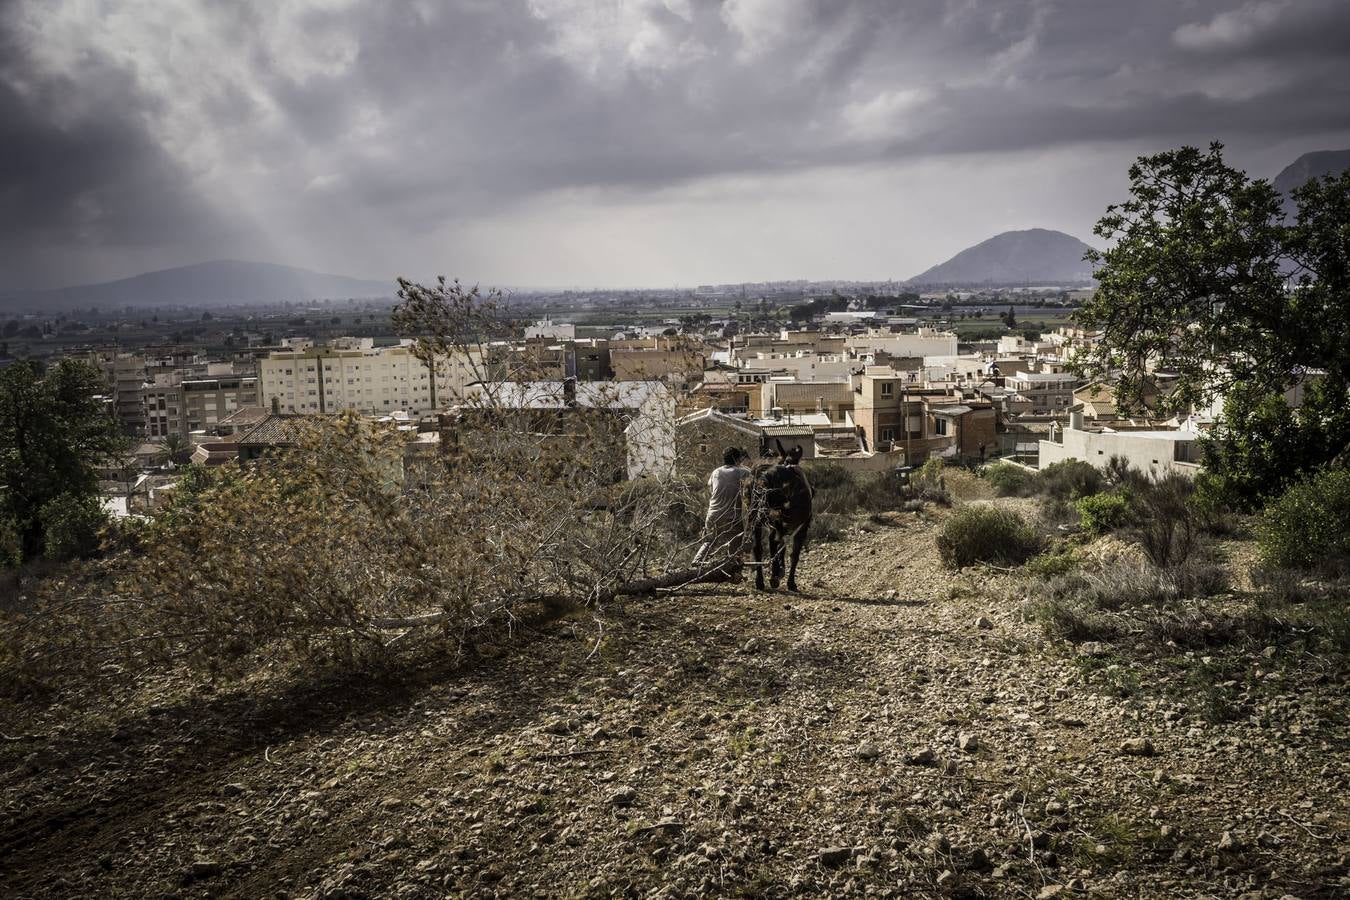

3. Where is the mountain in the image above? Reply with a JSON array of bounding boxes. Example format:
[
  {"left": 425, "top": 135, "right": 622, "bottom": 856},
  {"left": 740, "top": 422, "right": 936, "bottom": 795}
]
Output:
[
  {"left": 907, "top": 228, "right": 1094, "bottom": 286},
  {"left": 3, "top": 260, "right": 394, "bottom": 311},
  {"left": 1272, "top": 149, "right": 1350, "bottom": 216}
]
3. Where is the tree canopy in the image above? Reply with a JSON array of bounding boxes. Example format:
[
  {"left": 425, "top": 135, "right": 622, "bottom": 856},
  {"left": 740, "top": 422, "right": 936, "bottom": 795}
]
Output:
[
  {"left": 0, "top": 359, "right": 123, "bottom": 560},
  {"left": 1077, "top": 142, "right": 1350, "bottom": 414}
]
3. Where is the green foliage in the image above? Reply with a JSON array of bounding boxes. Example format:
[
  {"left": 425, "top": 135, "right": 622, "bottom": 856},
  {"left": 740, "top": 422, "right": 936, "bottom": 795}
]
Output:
[
  {"left": 1023, "top": 549, "right": 1078, "bottom": 579},
  {"left": 1257, "top": 467, "right": 1350, "bottom": 571},
  {"left": 1079, "top": 143, "right": 1350, "bottom": 413},
  {"left": 983, "top": 463, "right": 1034, "bottom": 497},
  {"left": 1201, "top": 377, "right": 1350, "bottom": 511},
  {"left": 936, "top": 506, "right": 1038, "bottom": 569},
  {"left": 1080, "top": 142, "right": 1350, "bottom": 504},
  {"left": 0, "top": 359, "right": 124, "bottom": 561},
  {"left": 1076, "top": 492, "right": 1130, "bottom": 535},
  {"left": 39, "top": 493, "right": 108, "bottom": 562},
  {"left": 160, "top": 433, "right": 192, "bottom": 466}
]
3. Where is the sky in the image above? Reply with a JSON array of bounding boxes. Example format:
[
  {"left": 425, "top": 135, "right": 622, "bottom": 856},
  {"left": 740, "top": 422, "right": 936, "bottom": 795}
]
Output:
[{"left": 3, "top": 0, "right": 1350, "bottom": 292}]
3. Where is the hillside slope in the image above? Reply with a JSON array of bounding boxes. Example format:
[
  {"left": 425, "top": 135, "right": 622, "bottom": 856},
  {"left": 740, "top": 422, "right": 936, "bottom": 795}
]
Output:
[
  {"left": 1, "top": 502, "right": 1346, "bottom": 898},
  {"left": 1273, "top": 149, "right": 1350, "bottom": 217},
  {"left": 5, "top": 260, "right": 393, "bottom": 312},
  {"left": 909, "top": 229, "right": 1094, "bottom": 286}
]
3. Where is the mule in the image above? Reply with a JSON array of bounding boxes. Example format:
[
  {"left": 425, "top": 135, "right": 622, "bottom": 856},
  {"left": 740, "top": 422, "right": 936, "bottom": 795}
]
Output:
[{"left": 749, "top": 441, "right": 813, "bottom": 592}]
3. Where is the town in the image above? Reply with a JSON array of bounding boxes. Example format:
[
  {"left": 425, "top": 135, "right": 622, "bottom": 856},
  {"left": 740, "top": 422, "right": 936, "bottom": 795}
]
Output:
[{"left": 3, "top": 282, "right": 1168, "bottom": 517}]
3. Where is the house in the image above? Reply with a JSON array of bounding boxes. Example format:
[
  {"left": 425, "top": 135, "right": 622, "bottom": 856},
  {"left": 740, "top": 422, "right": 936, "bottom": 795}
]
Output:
[
  {"left": 1074, "top": 377, "right": 1172, "bottom": 422},
  {"left": 190, "top": 441, "right": 240, "bottom": 467},
  {"left": 233, "top": 412, "right": 319, "bottom": 462},
  {"left": 929, "top": 403, "right": 998, "bottom": 461},
  {"left": 674, "top": 408, "right": 848, "bottom": 478},
  {"left": 759, "top": 380, "right": 855, "bottom": 422},
  {"left": 459, "top": 380, "right": 676, "bottom": 480},
  {"left": 212, "top": 405, "right": 271, "bottom": 437},
  {"left": 609, "top": 346, "right": 707, "bottom": 387},
  {"left": 1038, "top": 412, "right": 1202, "bottom": 478},
  {"left": 674, "top": 408, "right": 764, "bottom": 477}
]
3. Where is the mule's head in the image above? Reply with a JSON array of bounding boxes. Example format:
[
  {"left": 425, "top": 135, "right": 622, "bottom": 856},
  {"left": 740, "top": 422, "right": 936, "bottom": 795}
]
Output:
[{"left": 773, "top": 439, "right": 804, "bottom": 467}]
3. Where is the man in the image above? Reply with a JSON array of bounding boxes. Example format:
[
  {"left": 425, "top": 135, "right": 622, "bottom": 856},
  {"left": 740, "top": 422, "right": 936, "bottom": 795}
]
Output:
[{"left": 693, "top": 447, "right": 753, "bottom": 577}]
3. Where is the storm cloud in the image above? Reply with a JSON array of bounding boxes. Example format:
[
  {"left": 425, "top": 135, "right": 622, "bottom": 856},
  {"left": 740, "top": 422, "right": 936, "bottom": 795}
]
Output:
[{"left": 3, "top": 0, "right": 1350, "bottom": 290}]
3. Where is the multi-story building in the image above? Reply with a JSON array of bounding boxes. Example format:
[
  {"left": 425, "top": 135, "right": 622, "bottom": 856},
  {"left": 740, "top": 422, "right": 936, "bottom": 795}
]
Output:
[
  {"left": 258, "top": 339, "right": 480, "bottom": 415},
  {"left": 143, "top": 371, "right": 260, "bottom": 438},
  {"left": 67, "top": 349, "right": 148, "bottom": 435},
  {"left": 850, "top": 366, "right": 996, "bottom": 464},
  {"left": 759, "top": 380, "right": 855, "bottom": 422},
  {"left": 1004, "top": 372, "right": 1079, "bottom": 414}
]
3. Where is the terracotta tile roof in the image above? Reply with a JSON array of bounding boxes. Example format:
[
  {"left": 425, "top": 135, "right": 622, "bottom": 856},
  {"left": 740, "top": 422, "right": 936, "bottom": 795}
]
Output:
[{"left": 235, "top": 414, "right": 318, "bottom": 447}]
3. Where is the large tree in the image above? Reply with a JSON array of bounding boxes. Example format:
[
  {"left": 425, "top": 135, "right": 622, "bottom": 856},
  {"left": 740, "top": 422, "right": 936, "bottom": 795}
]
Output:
[
  {"left": 0, "top": 359, "right": 124, "bottom": 560},
  {"left": 1077, "top": 142, "right": 1350, "bottom": 415}
]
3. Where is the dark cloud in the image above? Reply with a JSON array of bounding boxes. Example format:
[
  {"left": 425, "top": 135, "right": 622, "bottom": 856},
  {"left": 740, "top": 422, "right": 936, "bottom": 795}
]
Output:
[{"left": 2, "top": 0, "right": 1349, "bottom": 289}]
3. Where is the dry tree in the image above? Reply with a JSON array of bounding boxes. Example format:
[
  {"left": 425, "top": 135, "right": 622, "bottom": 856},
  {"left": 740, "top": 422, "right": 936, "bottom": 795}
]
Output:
[{"left": 2, "top": 278, "right": 720, "bottom": 690}]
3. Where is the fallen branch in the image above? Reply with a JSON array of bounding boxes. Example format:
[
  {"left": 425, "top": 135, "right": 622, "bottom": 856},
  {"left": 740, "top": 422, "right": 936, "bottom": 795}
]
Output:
[{"left": 599, "top": 560, "right": 739, "bottom": 602}]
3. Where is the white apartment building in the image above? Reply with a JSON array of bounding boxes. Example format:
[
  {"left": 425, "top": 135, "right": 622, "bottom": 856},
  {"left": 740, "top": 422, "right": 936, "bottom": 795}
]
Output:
[
  {"left": 258, "top": 340, "right": 481, "bottom": 415},
  {"left": 845, "top": 327, "right": 958, "bottom": 359}
]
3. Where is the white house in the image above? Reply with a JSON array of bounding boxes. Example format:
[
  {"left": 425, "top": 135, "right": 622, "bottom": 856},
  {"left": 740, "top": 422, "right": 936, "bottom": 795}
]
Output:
[{"left": 1038, "top": 413, "right": 1202, "bottom": 478}]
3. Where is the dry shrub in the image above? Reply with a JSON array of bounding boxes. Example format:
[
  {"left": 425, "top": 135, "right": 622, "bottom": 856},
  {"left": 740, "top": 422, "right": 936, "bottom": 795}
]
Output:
[
  {"left": 1, "top": 279, "right": 701, "bottom": 691},
  {"left": 983, "top": 463, "right": 1034, "bottom": 497},
  {"left": 1125, "top": 474, "right": 1199, "bottom": 568},
  {"left": 1030, "top": 557, "right": 1234, "bottom": 647},
  {"left": 936, "top": 505, "right": 1038, "bottom": 569}
]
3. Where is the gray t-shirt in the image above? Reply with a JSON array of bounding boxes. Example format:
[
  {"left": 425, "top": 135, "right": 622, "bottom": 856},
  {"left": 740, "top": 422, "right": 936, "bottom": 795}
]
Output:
[{"left": 706, "top": 464, "right": 752, "bottom": 522}]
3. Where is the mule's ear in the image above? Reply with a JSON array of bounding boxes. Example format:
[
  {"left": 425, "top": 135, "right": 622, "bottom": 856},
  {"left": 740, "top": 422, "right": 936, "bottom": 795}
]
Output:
[
  {"left": 792, "top": 444, "right": 804, "bottom": 464},
  {"left": 775, "top": 438, "right": 787, "bottom": 458}
]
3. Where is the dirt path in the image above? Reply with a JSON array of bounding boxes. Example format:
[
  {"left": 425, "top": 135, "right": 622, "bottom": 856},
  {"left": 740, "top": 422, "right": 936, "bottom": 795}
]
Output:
[{"left": 2, "top": 505, "right": 1346, "bottom": 898}]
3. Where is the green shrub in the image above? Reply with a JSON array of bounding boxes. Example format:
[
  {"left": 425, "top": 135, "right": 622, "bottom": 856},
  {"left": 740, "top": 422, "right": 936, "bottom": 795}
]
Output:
[
  {"left": 936, "top": 505, "right": 1038, "bottom": 569},
  {"left": 1188, "top": 472, "right": 1239, "bottom": 536},
  {"left": 1076, "top": 492, "right": 1131, "bottom": 535},
  {"left": 810, "top": 464, "right": 883, "bottom": 514},
  {"left": 1103, "top": 455, "right": 1149, "bottom": 491},
  {"left": 984, "top": 463, "right": 1034, "bottom": 497},
  {"left": 39, "top": 493, "right": 108, "bottom": 562},
  {"left": 910, "top": 458, "right": 952, "bottom": 506},
  {"left": 1023, "top": 549, "right": 1078, "bottom": 579},
  {"left": 1257, "top": 467, "right": 1350, "bottom": 570},
  {"left": 1037, "top": 459, "right": 1105, "bottom": 501}
]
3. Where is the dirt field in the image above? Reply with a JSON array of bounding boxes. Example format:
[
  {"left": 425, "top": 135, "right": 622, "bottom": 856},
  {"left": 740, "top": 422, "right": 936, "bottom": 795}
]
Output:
[{"left": 2, "top": 502, "right": 1347, "bottom": 898}]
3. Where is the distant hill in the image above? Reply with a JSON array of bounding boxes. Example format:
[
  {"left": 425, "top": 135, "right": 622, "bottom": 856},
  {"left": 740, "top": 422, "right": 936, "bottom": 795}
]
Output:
[
  {"left": 1272, "top": 149, "right": 1350, "bottom": 217},
  {"left": 907, "top": 228, "right": 1094, "bottom": 286},
  {"left": 3, "top": 260, "right": 394, "bottom": 311}
]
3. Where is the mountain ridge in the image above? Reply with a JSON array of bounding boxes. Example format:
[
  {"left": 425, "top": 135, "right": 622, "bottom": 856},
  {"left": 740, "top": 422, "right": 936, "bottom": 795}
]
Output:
[
  {"left": 1272, "top": 149, "right": 1350, "bottom": 217},
  {"left": 907, "top": 227, "right": 1094, "bottom": 287},
  {"left": 1, "top": 259, "right": 394, "bottom": 311}
]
